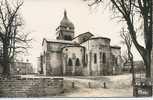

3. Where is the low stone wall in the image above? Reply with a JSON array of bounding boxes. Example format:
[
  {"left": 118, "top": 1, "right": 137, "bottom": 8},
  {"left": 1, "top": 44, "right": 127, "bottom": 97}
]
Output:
[{"left": 0, "top": 77, "right": 64, "bottom": 97}]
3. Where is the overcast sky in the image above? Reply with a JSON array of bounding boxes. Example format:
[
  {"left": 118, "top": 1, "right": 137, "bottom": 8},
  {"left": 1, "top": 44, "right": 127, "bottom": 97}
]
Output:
[{"left": 20, "top": 0, "right": 142, "bottom": 70}]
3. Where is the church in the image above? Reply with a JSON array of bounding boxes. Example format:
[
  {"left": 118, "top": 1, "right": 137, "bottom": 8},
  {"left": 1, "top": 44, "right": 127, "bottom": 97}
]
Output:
[{"left": 38, "top": 10, "right": 122, "bottom": 76}]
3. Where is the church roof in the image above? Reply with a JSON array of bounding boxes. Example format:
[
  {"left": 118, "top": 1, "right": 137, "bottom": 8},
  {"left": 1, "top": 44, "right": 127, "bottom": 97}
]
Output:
[
  {"left": 73, "top": 32, "right": 94, "bottom": 40},
  {"left": 42, "top": 38, "right": 75, "bottom": 46},
  {"left": 111, "top": 46, "right": 121, "bottom": 49},
  {"left": 90, "top": 36, "right": 111, "bottom": 41},
  {"left": 73, "top": 32, "right": 94, "bottom": 44},
  {"left": 60, "top": 10, "right": 74, "bottom": 28}
]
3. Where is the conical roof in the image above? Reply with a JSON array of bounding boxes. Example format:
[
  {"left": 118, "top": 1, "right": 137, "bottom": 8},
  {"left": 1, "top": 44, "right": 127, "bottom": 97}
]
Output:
[{"left": 60, "top": 10, "right": 74, "bottom": 28}]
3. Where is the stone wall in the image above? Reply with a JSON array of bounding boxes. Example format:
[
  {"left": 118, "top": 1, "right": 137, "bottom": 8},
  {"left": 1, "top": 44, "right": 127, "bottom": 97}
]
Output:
[
  {"left": 0, "top": 77, "right": 63, "bottom": 97},
  {"left": 42, "top": 39, "right": 74, "bottom": 76},
  {"left": 46, "top": 42, "right": 73, "bottom": 76},
  {"left": 81, "top": 37, "right": 112, "bottom": 76}
]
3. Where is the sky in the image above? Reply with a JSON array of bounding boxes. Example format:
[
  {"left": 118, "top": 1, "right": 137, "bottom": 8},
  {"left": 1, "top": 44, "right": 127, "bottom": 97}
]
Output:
[{"left": 19, "top": 0, "right": 142, "bottom": 71}]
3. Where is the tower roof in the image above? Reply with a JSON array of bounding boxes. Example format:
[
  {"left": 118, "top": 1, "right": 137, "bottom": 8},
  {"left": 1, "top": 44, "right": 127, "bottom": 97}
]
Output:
[{"left": 60, "top": 10, "right": 74, "bottom": 28}]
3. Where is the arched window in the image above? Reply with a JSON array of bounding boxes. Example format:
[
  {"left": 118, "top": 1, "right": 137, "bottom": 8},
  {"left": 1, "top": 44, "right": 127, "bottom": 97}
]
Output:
[
  {"left": 64, "top": 35, "right": 72, "bottom": 40},
  {"left": 64, "top": 35, "right": 68, "bottom": 40},
  {"left": 68, "top": 36, "right": 72, "bottom": 40},
  {"left": 43, "top": 51, "right": 46, "bottom": 63},
  {"left": 68, "top": 58, "right": 72, "bottom": 66},
  {"left": 100, "top": 52, "right": 102, "bottom": 63},
  {"left": 86, "top": 54, "right": 88, "bottom": 64},
  {"left": 115, "top": 58, "right": 118, "bottom": 65},
  {"left": 75, "top": 58, "right": 80, "bottom": 66},
  {"left": 103, "top": 53, "right": 106, "bottom": 64},
  {"left": 94, "top": 53, "right": 97, "bottom": 64},
  {"left": 112, "top": 55, "right": 115, "bottom": 65}
]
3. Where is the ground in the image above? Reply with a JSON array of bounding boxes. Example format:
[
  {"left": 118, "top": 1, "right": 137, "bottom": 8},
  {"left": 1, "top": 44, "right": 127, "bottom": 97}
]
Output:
[
  {"left": 21, "top": 73, "right": 134, "bottom": 97},
  {"left": 59, "top": 74, "right": 133, "bottom": 97}
]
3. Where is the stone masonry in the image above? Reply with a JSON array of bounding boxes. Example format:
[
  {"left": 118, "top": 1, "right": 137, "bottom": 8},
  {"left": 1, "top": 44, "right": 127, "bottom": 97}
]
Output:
[{"left": 0, "top": 77, "right": 63, "bottom": 97}]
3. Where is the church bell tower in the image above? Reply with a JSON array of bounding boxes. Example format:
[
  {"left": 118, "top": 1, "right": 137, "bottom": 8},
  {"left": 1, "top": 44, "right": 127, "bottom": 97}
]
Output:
[{"left": 56, "top": 10, "right": 75, "bottom": 41}]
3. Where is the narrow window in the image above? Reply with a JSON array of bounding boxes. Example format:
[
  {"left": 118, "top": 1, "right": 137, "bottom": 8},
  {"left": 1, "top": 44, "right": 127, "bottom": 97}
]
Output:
[
  {"left": 112, "top": 55, "right": 115, "bottom": 65},
  {"left": 64, "top": 35, "right": 71, "bottom": 40},
  {"left": 100, "top": 52, "right": 102, "bottom": 63},
  {"left": 68, "top": 58, "right": 72, "bottom": 66},
  {"left": 75, "top": 58, "right": 80, "bottom": 66},
  {"left": 103, "top": 53, "right": 106, "bottom": 64},
  {"left": 86, "top": 54, "right": 88, "bottom": 64},
  {"left": 43, "top": 51, "right": 46, "bottom": 63},
  {"left": 94, "top": 53, "right": 97, "bottom": 64},
  {"left": 67, "top": 36, "right": 72, "bottom": 40},
  {"left": 64, "top": 35, "right": 67, "bottom": 40},
  {"left": 64, "top": 35, "right": 72, "bottom": 40},
  {"left": 115, "top": 58, "right": 118, "bottom": 65},
  {"left": 46, "top": 54, "right": 50, "bottom": 61},
  {"left": 0, "top": 49, "right": 2, "bottom": 57}
]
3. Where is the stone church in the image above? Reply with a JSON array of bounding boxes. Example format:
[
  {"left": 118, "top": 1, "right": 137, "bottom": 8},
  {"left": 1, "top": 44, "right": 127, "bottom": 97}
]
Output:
[{"left": 38, "top": 10, "right": 122, "bottom": 76}]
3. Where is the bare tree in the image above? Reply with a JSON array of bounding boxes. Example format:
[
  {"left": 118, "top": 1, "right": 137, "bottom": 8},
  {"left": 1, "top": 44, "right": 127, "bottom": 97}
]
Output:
[
  {"left": 122, "top": 51, "right": 129, "bottom": 67},
  {"left": 120, "top": 27, "right": 135, "bottom": 86},
  {"left": 84, "top": 0, "right": 152, "bottom": 79},
  {"left": 0, "top": 0, "right": 31, "bottom": 77},
  {"left": 84, "top": 0, "right": 152, "bottom": 96}
]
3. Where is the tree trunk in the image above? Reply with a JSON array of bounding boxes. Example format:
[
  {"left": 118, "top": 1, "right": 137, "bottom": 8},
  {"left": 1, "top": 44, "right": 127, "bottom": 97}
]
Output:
[
  {"left": 130, "top": 57, "right": 135, "bottom": 86},
  {"left": 2, "top": 41, "right": 10, "bottom": 77},
  {"left": 143, "top": 50, "right": 151, "bottom": 78},
  {"left": 143, "top": 50, "right": 152, "bottom": 96},
  {"left": 130, "top": 57, "right": 136, "bottom": 97}
]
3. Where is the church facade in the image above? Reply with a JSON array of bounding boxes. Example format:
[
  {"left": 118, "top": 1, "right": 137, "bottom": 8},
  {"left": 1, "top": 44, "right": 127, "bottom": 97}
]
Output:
[{"left": 38, "top": 11, "right": 122, "bottom": 76}]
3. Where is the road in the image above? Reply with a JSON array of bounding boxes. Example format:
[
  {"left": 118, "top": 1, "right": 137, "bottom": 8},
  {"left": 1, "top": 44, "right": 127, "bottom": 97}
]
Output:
[
  {"left": 20, "top": 74, "right": 133, "bottom": 97},
  {"left": 59, "top": 74, "right": 133, "bottom": 97}
]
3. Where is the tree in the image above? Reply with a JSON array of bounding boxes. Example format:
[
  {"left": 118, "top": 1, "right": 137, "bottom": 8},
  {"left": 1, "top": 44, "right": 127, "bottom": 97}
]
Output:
[
  {"left": 122, "top": 51, "right": 129, "bottom": 67},
  {"left": 84, "top": 0, "right": 152, "bottom": 78},
  {"left": 0, "top": 0, "right": 31, "bottom": 77},
  {"left": 84, "top": 0, "right": 152, "bottom": 96},
  {"left": 120, "top": 27, "right": 135, "bottom": 86}
]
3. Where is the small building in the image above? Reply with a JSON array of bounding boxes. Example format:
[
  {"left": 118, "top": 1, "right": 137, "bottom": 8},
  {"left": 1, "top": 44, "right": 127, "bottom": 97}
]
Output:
[
  {"left": 37, "top": 55, "right": 44, "bottom": 74},
  {"left": 10, "top": 62, "right": 34, "bottom": 75},
  {"left": 123, "top": 60, "right": 145, "bottom": 73},
  {"left": 0, "top": 42, "right": 34, "bottom": 75}
]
